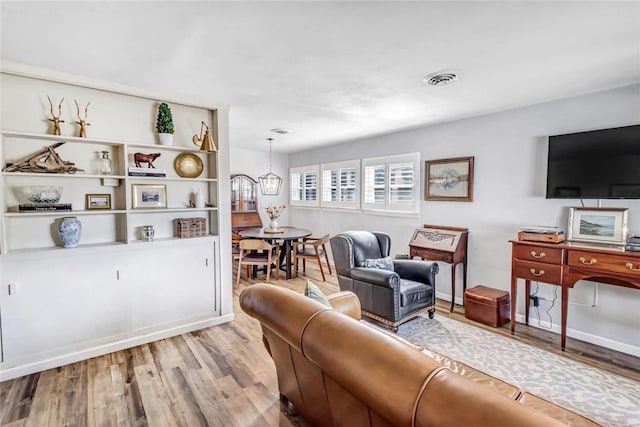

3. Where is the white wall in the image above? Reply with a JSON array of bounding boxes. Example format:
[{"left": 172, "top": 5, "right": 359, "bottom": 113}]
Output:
[
  {"left": 230, "top": 148, "right": 289, "bottom": 226},
  {"left": 288, "top": 84, "right": 640, "bottom": 356}
]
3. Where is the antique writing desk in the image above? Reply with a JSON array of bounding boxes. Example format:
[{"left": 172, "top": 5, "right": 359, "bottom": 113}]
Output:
[
  {"left": 409, "top": 225, "right": 469, "bottom": 312},
  {"left": 510, "top": 239, "right": 640, "bottom": 350}
]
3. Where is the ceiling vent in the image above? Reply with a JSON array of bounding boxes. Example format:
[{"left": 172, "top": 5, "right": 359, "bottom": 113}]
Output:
[
  {"left": 270, "top": 128, "right": 292, "bottom": 135},
  {"left": 423, "top": 70, "right": 462, "bottom": 87}
]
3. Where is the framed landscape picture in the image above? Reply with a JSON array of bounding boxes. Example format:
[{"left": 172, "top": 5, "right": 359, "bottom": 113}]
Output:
[
  {"left": 425, "top": 156, "right": 474, "bottom": 202},
  {"left": 86, "top": 193, "right": 111, "bottom": 210},
  {"left": 132, "top": 184, "right": 167, "bottom": 209},
  {"left": 567, "top": 207, "right": 628, "bottom": 245}
]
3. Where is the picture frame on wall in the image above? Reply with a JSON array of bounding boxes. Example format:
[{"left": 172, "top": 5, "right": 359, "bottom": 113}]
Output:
[
  {"left": 132, "top": 184, "right": 167, "bottom": 209},
  {"left": 425, "top": 156, "right": 474, "bottom": 202},
  {"left": 567, "top": 207, "right": 628, "bottom": 245},
  {"left": 86, "top": 194, "right": 111, "bottom": 210}
]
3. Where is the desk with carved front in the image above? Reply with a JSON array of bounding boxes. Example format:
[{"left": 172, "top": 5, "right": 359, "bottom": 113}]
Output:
[
  {"left": 510, "top": 239, "right": 640, "bottom": 351},
  {"left": 409, "top": 225, "right": 469, "bottom": 312}
]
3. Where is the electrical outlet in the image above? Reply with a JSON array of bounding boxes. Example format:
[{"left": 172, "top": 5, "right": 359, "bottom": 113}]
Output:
[{"left": 529, "top": 295, "right": 539, "bottom": 307}]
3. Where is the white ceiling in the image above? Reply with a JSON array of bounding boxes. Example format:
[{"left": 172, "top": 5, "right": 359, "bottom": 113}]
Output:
[{"left": 1, "top": 1, "right": 639, "bottom": 153}]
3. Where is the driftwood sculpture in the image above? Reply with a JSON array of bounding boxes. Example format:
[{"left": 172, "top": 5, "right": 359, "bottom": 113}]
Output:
[
  {"left": 74, "top": 100, "right": 91, "bottom": 138},
  {"left": 2, "top": 142, "right": 84, "bottom": 174},
  {"left": 47, "top": 96, "right": 65, "bottom": 136}
]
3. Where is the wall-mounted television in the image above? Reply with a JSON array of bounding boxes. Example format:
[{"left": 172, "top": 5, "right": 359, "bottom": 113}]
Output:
[{"left": 546, "top": 124, "right": 640, "bottom": 199}]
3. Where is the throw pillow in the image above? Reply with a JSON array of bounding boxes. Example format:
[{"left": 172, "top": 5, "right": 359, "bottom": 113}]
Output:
[
  {"left": 364, "top": 256, "right": 394, "bottom": 271},
  {"left": 304, "top": 280, "right": 331, "bottom": 307}
]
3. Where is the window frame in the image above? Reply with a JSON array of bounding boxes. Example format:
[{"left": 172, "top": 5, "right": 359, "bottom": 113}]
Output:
[
  {"left": 290, "top": 164, "right": 320, "bottom": 207},
  {"left": 320, "top": 159, "right": 361, "bottom": 209},
  {"left": 362, "top": 152, "right": 420, "bottom": 214}
]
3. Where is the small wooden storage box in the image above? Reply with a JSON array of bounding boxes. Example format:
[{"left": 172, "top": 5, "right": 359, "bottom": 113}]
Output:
[
  {"left": 464, "top": 285, "right": 510, "bottom": 327},
  {"left": 176, "top": 217, "right": 207, "bottom": 238}
]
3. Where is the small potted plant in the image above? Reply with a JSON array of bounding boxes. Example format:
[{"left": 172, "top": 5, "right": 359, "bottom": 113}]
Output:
[{"left": 156, "top": 102, "right": 175, "bottom": 146}]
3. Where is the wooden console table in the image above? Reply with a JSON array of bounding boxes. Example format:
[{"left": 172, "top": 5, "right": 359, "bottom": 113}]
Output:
[
  {"left": 409, "top": 225, "right": 469, "bottom": 312},
  {"left": 510, "top": 240, "right": 640, "bottom": 350}
]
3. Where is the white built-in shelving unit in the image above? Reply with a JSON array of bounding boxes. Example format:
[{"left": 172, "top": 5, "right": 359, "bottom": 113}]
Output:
[{"left": 0, "top": 63, "right": 233, "bottom": 380}]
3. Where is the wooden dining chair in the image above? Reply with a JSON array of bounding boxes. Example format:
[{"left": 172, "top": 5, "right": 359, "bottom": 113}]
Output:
[
  {"left": 293, "top": 234, "right": 332, "bottom": 281},
  {"left": 236, "top": 239, "right": 281, "bottom": 287},
  {"left": 232, "top": 231, "right": 242, "bottom": 255}
]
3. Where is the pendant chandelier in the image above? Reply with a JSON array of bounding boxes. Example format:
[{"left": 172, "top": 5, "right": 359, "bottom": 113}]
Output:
[{"left": 258, "top": 137, "right": 282, "bottom": 195}]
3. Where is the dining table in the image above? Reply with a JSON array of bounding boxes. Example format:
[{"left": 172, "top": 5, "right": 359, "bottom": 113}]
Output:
[{"left": 238, "top": 226, "right": 312, "bottom": 280}]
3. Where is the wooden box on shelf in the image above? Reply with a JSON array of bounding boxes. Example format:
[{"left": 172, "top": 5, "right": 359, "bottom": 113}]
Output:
[
  {"left": 517, "top": 231, "right": 566, "bottom": 244},
  {"left": 176, "top": 217, "right": 207, "bottom": 238}
]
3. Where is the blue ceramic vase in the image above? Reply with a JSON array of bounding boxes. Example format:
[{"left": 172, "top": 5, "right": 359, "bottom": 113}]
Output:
[{"left": 58, "top": 217, "right": 81, "bottom": 248}]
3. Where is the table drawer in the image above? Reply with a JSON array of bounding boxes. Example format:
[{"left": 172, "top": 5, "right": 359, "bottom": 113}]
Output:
[
  {"left": 410, "top": 248, "right": 453, "bottom": 263},
  {"left": 514, "top": 260, "right": 563, "bottom": 284},
  {"left": 514, "top": 245, "right": 563, "bottom": 264},
  {"left": 568, "top": 251, "right": 640, "bottom": 277}
]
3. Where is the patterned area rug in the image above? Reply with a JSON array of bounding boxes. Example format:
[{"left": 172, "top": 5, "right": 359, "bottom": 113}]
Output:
[{"left": 396, "top": 315, "right": 639, "bottom": 427}]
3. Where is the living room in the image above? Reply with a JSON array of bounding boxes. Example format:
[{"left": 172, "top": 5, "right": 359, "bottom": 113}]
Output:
[{"left": 1, "top": 1, "right": 639, "bottom": 426}]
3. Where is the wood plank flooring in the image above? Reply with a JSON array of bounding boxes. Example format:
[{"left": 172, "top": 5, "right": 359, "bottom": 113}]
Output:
[{"left": 1, "top": 263, "right": 638, "bottom": 426}]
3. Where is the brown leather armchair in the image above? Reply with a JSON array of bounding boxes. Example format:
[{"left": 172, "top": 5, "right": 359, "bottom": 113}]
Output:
[{"left": 330, "top": 230, "right": 438, "bottom": 330}]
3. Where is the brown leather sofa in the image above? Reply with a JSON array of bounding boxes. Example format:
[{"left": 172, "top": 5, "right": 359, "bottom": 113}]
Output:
[{"left": 240, "top": 284, "right": 599, "bottom": 427}]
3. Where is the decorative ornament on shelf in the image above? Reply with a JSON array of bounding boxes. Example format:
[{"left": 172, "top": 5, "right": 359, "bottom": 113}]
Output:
[
  {"left": 258, "top": 137, "right": 282, "bottom": 195},
  {"left": 46, "top": 95, "right": 65, "bottom": 136},
  {"left": 3, "top": 142, "right": 83, "bottom": 174},
  {"left": 74, "top": 100, "right": 91, "bottom": 138},
  {"left": 100, "top": 151, "right": 112, "bottom": 175},
  {"left": 156, "top": 102, "right": 174, "bottom": 146},
  {"left": 133, "top": 152, "right": 161, "bottom": 168},
  {"left": 192, "top": 121, "right": 217, "bottom": 152},
  {"left": 58, "top": 216, "right": 82, "bottom": 248},
  {"left": 264, "top": 204, "right": 286, "bottom": 231},
  {"left": 141, "top": 225, "right": 155, "bottom": 242}
]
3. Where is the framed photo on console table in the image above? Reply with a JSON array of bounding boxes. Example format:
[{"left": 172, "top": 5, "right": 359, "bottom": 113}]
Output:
[
  {"left": 567, "top": 207, "right": 628, "bottom": 245},
  {"left": 425, "top": 156, "right": 474, "bottom": 202}
]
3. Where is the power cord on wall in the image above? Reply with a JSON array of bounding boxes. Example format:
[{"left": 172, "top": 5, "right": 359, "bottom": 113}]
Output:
[{"left": 530, "top": 282, "right": 557, "bottom": 329}]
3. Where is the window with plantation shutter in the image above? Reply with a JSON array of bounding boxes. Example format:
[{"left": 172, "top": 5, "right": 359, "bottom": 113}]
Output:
[
  {"left": 362, "top": 153, "right": 420, "bottom": 214},
  {"left": 290, "top": 165, "right": 319, "bottom": 207},
  {"left": 321, "top": 160, "right": 360, "bottom": 209}
]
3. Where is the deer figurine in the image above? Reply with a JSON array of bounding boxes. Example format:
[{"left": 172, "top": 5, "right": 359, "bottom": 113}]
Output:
[
  {"left": 74, "top": 100, "right": 91, "bottom": 138},
  {"left": 47, "top": 95, "right": 64, "bottom": 136}
]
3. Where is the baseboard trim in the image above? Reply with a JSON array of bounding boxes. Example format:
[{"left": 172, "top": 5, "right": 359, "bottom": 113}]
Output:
[
  {"left": 0, "top": 313, "right": 235, "bottom": 381},
  {"left": 514, "top": 313, "right": 639, "bottom": 357},
  {"left": 437, "top": 291, "right": 639, "bottom": 357}
]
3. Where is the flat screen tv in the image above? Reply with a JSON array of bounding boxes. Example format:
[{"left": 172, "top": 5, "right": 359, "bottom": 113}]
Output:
[{"left": 546, "top": 124, "right": 640, "bottom": 199}]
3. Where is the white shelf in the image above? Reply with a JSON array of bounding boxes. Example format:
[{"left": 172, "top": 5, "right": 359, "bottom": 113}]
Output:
[
  {"left": 1, "top": 130, "right": 205, "bottom": 152},
  {"left": 126, "top": 176, "right": 217, "bottom": 182},
  {"left": 1, "top": 130, "right": 127, "bottom": 146},
  {"left": 4, "top": 210, "right": 128, "bottom": 217},
  {"left": 2, "top": 240, "right": 128, "bottom": 256},
  {"left": 2, "top": 172, "right": 127, "bottom": 179},
  {"left": 128, "top": 207, "right": 218, "bottom": 214}
]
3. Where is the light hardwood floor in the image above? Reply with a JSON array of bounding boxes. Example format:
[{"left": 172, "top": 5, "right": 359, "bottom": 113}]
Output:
[{"left": 1, "top": 263, "right": 638, "bottom": 426}]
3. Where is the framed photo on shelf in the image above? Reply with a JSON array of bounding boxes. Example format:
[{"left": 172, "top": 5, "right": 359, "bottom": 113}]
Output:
[
  {"left": 86, "top": 194, "right": 111, "bottom": 210},
  {"left": 425, "top": 156, "right": 474, "bottom": 202},
  {"left": 567, "top": 207, "right": 628, "bottom": 245},
  {"left": 132, "top": 184, "right": 167, "bottom": 209}
]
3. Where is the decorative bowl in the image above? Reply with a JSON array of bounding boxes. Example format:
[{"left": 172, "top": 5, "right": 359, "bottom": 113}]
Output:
[{"left": 23, "top": 186, "right": 63, "bottom": 205}]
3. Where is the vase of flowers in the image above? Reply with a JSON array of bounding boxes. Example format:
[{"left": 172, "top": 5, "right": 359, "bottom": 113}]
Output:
[{"left": 265, "top": 204, "right": 286, "bottom": 230}]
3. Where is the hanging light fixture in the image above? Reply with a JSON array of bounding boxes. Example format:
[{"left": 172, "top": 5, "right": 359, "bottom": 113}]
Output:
[{"left": 258, "top": 137, "right": 282, "bottom": 195}]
